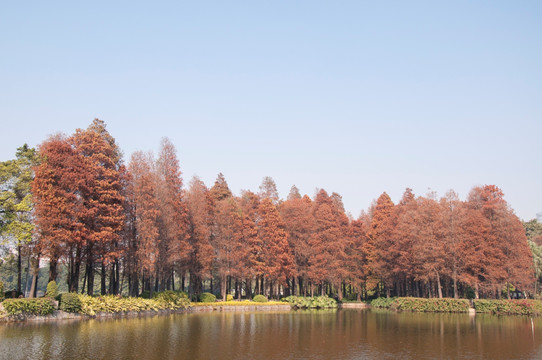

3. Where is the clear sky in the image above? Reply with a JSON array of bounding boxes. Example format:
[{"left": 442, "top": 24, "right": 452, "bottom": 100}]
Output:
[{"left": 1, "top": 1, "right": 541, "bottom": 220}]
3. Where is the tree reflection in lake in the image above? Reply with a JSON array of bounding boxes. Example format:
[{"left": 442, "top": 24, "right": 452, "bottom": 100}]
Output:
[{"left": 1, "top": 309, "right": 542, "bottom": 359}]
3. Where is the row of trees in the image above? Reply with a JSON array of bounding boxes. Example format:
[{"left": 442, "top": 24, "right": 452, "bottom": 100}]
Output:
[{"left": 0, "top": 119, "right": 536, "bottom": 300}]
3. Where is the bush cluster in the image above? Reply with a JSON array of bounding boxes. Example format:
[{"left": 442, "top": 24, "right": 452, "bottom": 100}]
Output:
[
  {"left": 253, "top": 294, "right": 268, "bottom": 303},
  {"left": 76, "top": 292, "right": 190, "bottom": 316},
  {"left": 474, "top": 299, "right": 542, "bottom": 316},
  {"left": 370, "top": 297, "right": 397, "bottom": 309},
  {"left": 2, "top": 298, "right": 55, "bottom": 316},
  {"left": 46, "top": 281, "right": 58, "bottom": 298},
  {"left": 282, "top": 296, "right": 338, "bottom": 309},
  {"left": 226, "top": 294, "right": 234, "bottom": 302},
  {"left": 371, "top": 297, "right": 470, "bottom": 313},
  {"left": 0, "top": 281, "right": 4, "bottom": 302},
  {"left": 198, "top": 292, "right": 217, "bottom": 303},
  {"left": 153, "top": 290, "right": 190, "bottom": 308},
  {"left": 59, "top": 293, "right": 83, "bottom": 313}
]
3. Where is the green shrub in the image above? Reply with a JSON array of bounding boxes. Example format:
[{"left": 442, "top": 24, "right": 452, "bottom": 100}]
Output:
[
  {"left": 226, "top": 294, "right": 234, "bottom": 302},
  {"left": 3, "top": 298, "right": 55, "bottom": 316},
  {"left": 0, "top": 281, "right": 4, "bottom": 302},
  {"left": 59, "top": 293, "right": 82, "bottom": 313},
  {"left": 283, "top": 296, "right": 337, "bottom": 309},
  {"left": 253, "top": 294, "right": 268, "bottom": 303},
  {"left": 46, "top": 281, "right": 58, "bottom": 298},
  {"left": 199, "top": 292, "right": 217, "bottom": 303},
  {"left": 371, "top": 297, "right": 397, "bottom": 309},
  {"left": 474, "top": 299, "right": 542, "bottom": 316},
  {"left": 371, "top": 297, "right": 470, "bottom": 313},
  {"left": 77, "top": 294, "right": 191, "bottom": 316},
  {"left": 153, "top": 290, "right": 191, "bottom": 309}
]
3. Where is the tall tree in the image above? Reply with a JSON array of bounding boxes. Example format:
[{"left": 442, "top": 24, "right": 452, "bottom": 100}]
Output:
[
  {"left": 287, "top": 185, "right": 301, "bottom": 200},
  {"left": 524, "top": 219, "right": 542, "bottom": 295},
  {"left": 257, "top": 198, "right": 295, "bottom": 298},
  {"left": 210, "top": 173, "right": 232, "bottom": 202},
  {"left": 307, "top": 190, "right": 348, "bottom": 298},
  {"left": 212, "top": 197, "right": 246, "bottom": 300},
  {"left": 280, "top": 192, "right": 313, "bottom": 295},
  {"left": 469, "top": 185, "right": 533, "bottom": 297},
  {"left": 33, "top": 135, "right": 87, "bottom": 292},
  {"left": 238, "top": 190, "right": 264, "bottom": 295},
  {"left": 185, "top": 176, "right": 214, "bottom": 297},
  {"left": 0, "top": 144, "right": 39, "bottom": 293},
  {"left": 347, "top": 217, "right": 369, "bottom": 300},
  {"left": 128, "top": 151, "right": 160, "bottom": 295},
  {"left": 155, "top": 138, "right": 190, "bottom": 291},
  {"left": 259, "top": 176, "right": 279, "bottom": 205},
  {"left": 70, "top": 120, "right": 125, "bottom": 295},
  {"left": 413, "top": 196, "right": 446, "bottom": 298},
  {"left": 439, "top": 190, "right": 463, "bottom": 298},
  {"left": 364, "top": 192, "right": 395, "bottom": 296},
  {"left": 387, "top": 188, "right": 417, "bottom": 297}
]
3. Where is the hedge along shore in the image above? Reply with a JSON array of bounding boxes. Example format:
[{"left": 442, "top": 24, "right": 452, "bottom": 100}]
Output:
[
  {"left": 370, "top": 297, "right": 542, "bottom": 316},
  {"left": 0, "top": 302, "right": 295, "bottom": 323}
]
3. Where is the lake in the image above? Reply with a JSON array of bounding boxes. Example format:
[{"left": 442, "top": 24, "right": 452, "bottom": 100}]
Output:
[{"left": 1, "top": 309, "right": 542, "bottom": 359}]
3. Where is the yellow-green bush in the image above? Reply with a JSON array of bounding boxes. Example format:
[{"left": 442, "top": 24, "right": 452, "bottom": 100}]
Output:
[
  {"left": 282, "top": 296, "right": 337, "bottom": 309},
  {"left": 73, "top": 294, "right": 190, "bottom": 316},
  {"left": 46, "top": 281, "right": 58, "bottom": 298},
  {"left": 153, "top": 290, "right": 190, "bottom": 309},
  {"left": 3, "top": 298, "right": 55, "bottom": 316},
  {"left": 198, "top": 292, "right": 216, "bottom": 303},
  {"left": 253, "top": 294, "right": 268, "bottom": 303}
]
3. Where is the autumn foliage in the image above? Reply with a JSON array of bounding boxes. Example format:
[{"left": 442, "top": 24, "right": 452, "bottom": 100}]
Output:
[{"left": 27, "top": 120, "right": 536, "bottom": 300}]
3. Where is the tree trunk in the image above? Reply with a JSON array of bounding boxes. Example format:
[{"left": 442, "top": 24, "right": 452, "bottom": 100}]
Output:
[
  {"left": 81, "top": 265, "right": 87, "bottom": 294},
  {"left": 436, "top": 271, "right": 443, "bottom": 299},
  {"left": 86, "top": 259, "right": 94, "bottom": 295},
  {"left": 452, "top": 266, "right": 458, "bottom": 299},
  {"left": 49, "top": 258, "right": 58, "bottom": 283},
  {"left": 101, "top": 261, "right": 107, "bottom": 295},
  {"left": 17, "top": 245, "right": 22, "bottom": 293},
  {"left": 28, "top": 256, "right": 40, "bottom": 298},
  {"left": 221, "top": 275, "right": 227, "bottom": 302},
  {"left": 246, "top": 278, "right": 252, "bottom": 299},
  {"left": 237, "top": 280, "right": 242, "bottom": 300}
]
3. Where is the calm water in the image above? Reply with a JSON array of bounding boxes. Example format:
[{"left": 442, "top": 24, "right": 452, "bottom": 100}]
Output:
[{"left": 1, "top": 309, "right": 542, "bottom": 359}]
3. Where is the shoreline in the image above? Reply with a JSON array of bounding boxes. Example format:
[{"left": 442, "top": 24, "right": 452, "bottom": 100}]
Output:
[
  {"left": 0, "top": 303, "right": 294, "bottom": 323},
  {"left": 6, "top": 298, "right": 540, "bottom": 324},
  {"left": 0, "top": 302, "right": 374, "bottom": 324}
]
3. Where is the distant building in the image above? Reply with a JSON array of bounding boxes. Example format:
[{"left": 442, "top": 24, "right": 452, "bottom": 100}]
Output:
[{"left": 537, "top": 212, "right": 542, "bottom": 223}]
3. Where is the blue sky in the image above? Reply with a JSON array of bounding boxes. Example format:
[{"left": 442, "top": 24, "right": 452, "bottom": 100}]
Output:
[{"left": 1, "top": 1, "right": 541, "bottom": 220}]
